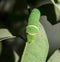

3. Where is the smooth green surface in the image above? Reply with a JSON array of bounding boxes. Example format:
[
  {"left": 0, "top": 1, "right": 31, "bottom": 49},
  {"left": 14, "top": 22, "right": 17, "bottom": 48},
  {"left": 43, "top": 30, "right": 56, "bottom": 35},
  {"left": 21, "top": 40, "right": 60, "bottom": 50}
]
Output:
[
  {"left": 58, "top": 0, "right": 60, "bottom": 3},
  {"left": 48, "top": 50, "right": 60, "bottom": 62},
  {"left": 28, "top": 9, "right": 40, "bottom": 27},
  {"left": 21, "top": 9, "right": 49, "bottom": 62}
]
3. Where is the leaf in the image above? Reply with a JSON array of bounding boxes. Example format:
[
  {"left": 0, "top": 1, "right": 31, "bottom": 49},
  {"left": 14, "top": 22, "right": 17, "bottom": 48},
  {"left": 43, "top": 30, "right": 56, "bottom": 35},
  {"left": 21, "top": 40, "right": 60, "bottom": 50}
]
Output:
[
  {"left": 51, "top": 0, "right": 60, "bottom": 21},
  {"left": 47, "top": 50, "right": 60, "bottom": 62},
  {"left": 21, "top": 22, "right": 49, "bottom": 62},
  {"left": 13, "top": 51, "right": 19, "bottom": 62},
  {"left": 0, "top": 29, "right": 15, "bottom": 55},
  {"left": 21, "top": 9, "right": 49, "bottom": 62},
  {"left": 0, "top": 29, "right": 15, "bottom": 41},
  {"left": 40, "top": 16, "right": 60, "bottom": 56}
]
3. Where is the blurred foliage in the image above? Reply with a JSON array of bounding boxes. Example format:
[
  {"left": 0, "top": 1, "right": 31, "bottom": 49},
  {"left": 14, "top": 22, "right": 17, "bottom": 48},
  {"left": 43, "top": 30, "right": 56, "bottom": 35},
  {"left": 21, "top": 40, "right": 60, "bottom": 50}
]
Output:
[{"left": 0, "top": 0, "right": 60, "bottom": 62}]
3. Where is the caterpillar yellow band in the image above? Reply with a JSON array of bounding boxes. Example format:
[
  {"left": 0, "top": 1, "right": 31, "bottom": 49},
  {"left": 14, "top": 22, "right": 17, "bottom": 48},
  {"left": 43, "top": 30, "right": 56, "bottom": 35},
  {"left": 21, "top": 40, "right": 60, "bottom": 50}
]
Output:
[{"left": 26, "top": 25, "right": 39, "bottom": 36}]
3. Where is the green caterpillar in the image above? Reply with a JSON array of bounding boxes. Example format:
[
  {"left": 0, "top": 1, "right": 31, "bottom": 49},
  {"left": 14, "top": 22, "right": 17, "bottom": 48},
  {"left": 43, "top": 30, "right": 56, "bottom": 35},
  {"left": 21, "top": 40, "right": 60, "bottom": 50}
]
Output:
[
  {"left": 21, "top": 9, "right": 49, "bottom": 62},
  {"left": 26, "top": 9, "right": 40, "bottom": 43}
]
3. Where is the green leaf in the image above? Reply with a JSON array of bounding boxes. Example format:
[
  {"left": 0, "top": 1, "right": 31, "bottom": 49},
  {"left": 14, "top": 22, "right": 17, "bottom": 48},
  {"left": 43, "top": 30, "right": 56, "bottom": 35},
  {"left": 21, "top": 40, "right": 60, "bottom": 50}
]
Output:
[
  {"left": 0, "top": 29, "right": 15, "bottom": 41},
  {"left": 13, "top": 51, "right": 19, "bottom": 62},
  {"left": 0, "top": 29, "right": 15, "bottom": 55},
  {"left": 48, "top": 50, "right": 60, "bottom": 62},
  {"left": 21, "top": 22, "right": 49, "bottom": 62},
  {"left": 21, "top": 9, "right": 49, "bottom": 62},
  {"left": 51, "top": 0, "right": 60, "bottom": 21}
]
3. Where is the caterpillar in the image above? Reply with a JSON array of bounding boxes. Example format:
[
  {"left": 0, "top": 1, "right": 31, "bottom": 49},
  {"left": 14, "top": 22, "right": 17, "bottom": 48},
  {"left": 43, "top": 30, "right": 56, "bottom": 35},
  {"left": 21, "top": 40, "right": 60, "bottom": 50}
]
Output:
[
  {"left": 26, "top": 8, "right": 41, "bottom": 43},
  {"left": 21, "top": 9, "right": 49, "bottom": 62}
]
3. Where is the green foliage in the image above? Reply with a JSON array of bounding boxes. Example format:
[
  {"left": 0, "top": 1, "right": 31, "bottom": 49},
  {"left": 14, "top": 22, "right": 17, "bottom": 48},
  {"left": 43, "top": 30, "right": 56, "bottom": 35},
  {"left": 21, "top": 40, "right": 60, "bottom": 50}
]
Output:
[
  {"left": 0, "top": 0, "right": 60, "bottom": 61},
  {"left": 0, "top": 29, "right": 15, "bottom": 55},
  {"left": 48, "top": 50, "right": 60, "bottom": 62},
  {"left": 51, "top": 0, "right": 60, "bottom": 21},
  {"left": 21, "top": 9, "right": 49, "bottom": 62}
]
